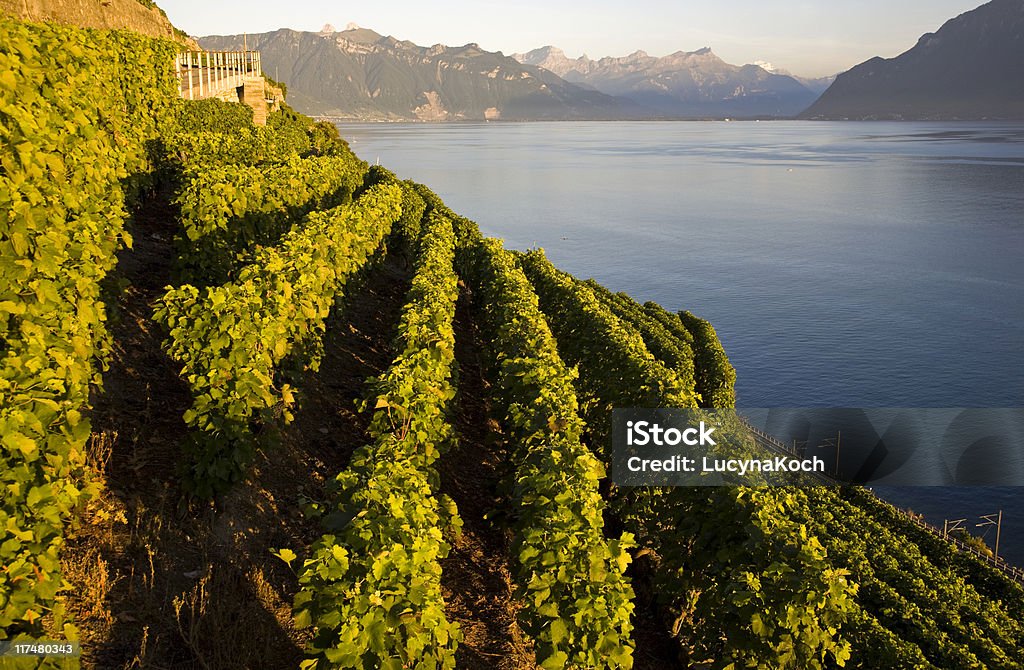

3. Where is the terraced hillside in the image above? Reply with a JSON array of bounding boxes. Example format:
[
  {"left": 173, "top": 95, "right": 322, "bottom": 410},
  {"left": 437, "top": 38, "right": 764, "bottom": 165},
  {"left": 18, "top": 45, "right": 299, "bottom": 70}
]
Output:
[{"left": 2, "top": 12, "right": 1023, "bottom": 670}]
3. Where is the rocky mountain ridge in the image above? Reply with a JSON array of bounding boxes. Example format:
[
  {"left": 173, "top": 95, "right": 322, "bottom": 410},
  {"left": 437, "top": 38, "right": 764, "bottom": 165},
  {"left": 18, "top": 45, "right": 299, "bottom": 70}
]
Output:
[
  {"left": 200, "top": 27, "right": 649, "bottom": 121},
  {"left": 801, "top": 0, "right": 1024, "bottom": 119},
  {"left": 512, "top": 45, "right": 820, "bottom": 117}
]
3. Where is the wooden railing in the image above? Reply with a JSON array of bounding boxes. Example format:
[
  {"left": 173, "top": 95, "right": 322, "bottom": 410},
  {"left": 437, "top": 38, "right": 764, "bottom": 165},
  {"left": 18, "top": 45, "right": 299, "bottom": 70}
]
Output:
[{"left": 175, "top": 50, "right": 262, "bottom": 100}]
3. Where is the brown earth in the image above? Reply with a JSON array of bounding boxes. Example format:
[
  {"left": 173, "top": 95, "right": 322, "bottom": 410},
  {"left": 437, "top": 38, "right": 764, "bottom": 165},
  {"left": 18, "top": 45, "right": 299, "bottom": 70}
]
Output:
[
  {"left": 59, "top": 183, "right": 683, "bottom": 669},
  {"left": 438, "top": 288, "right": 537, "bottom": 669},
  {"left": 0, "top": 0, "right": 197, "bottom": 45},
  {"left": 62, "top": 183, "right": 412, "bottom": 668}
]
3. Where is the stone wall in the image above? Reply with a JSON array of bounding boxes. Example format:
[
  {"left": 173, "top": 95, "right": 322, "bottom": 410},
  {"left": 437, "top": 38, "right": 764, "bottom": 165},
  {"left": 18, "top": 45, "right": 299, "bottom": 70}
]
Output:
[
  {"left": 241, "top": 76, "right": 266, "bottom": 126},
  {"left": 0, "top": 0, "right": 197, "bottom": 46}
]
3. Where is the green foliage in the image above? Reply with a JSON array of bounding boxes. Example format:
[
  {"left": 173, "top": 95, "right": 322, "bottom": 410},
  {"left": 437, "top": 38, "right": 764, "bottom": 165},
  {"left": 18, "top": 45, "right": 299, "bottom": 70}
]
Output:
[
  {"left": 159, "top": 127, "right": 296, "bottom": 169},
  {"left": 307, "top": 121, "right": 354, "bottom": 157},
  {"left": 293, "top": 209, "right": 462, "bottom": 668},
  {"left": 175, "top": 154, "right": 367, "bottom": 284},
  {"left": 677, "top": 310, "right": 737, "bottom": 408},
  {"left": 585, "top": 280, "right": 698, "bottom": 402},
  {"left": 168, "top": 98, "right": 254, "bottom": 134},
  {"left": 457, "top": 231, "right": 637, "bottom": 668},
  {"left": 798, "top": 488, "right": 1024, "bottom": 668},
  {"left": 266, "top": 103, "right": 314, "bottom": 154},
  {"left": 154, "top": 181, "right": 403, "bottom": 497},
  {"left": 515, "top": 250, "right": 853, "bottom": 667},
  {"left": 390, "top": 181, "right": 427, "bottom": 252},
  {"left": 840, "top": 487, "right": 1024, "bottom": 624},
  {"left": 263, "top": 73, "right": 288, "bottom": 98},
  {"left": 642, "top": 488, "right": 856, "bottom": 669},
  {"left": 161, "top": 110, "right": 356, "bottom": 171},
  {"left": 642, "top": 301, "right": 694, "bottom": 348},
  {"left": 842, "top": 608, "right": 938, "bottom": 669},
  {"left": 517, "top": 249, "right": 696, "bottom": 457},
  {"left": 0, "top": 17, "right": 178, "bottom": 636}
]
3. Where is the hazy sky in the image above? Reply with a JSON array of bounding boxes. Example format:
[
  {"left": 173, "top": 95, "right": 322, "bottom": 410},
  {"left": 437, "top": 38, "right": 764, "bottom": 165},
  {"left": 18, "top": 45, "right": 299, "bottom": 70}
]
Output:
[{"left": 159, "top": 0, "right": 984, "bottom": 78}]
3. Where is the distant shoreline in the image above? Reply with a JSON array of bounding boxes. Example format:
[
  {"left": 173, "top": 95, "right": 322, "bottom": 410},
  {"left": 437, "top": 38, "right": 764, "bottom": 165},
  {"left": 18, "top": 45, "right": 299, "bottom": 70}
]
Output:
[{"left": 321, "top": 116, "right": 1024, "bottom": 124}]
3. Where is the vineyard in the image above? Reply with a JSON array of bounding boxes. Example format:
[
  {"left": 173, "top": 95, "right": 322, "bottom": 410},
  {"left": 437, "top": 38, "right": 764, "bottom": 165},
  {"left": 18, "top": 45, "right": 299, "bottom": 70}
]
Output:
[{"left": 2, "top": 12, "right": 1023, "bottom": 670}]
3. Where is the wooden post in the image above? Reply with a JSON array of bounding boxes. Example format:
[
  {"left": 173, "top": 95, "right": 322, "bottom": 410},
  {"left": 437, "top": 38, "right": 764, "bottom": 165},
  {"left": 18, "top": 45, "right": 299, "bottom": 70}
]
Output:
[
  {"left": 996, "top": 510, "right": 1002, "bottom": 560},
  {"left": 187, "top": 51, "right": 194, "bottom": 100},
  {"left": 199, "top": 52, "right": 206, "bottom": 97}
]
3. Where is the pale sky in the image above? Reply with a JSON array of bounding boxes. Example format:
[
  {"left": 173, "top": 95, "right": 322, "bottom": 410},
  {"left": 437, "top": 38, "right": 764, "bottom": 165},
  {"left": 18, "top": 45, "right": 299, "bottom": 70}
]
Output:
[{"left": 159, "top": 0, "right": 985, "bottom": 78}]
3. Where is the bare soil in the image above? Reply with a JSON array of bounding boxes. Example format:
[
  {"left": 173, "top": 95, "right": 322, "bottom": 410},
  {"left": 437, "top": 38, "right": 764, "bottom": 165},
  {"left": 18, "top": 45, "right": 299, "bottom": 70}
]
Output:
[
  {"left": 61, "top": 185, "right": 683, "bottom": 669},
  {"left": 64, "top": 184, "right": 412, "bottom": 669},
  {"left": 437, "top": 288, "right": 537, "bottom": 669}
]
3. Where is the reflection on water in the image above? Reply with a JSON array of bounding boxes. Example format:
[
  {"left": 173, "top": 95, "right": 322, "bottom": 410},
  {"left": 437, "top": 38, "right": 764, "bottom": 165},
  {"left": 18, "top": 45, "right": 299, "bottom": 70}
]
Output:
[{"left": 338, "top": 120, "right": 1024, "bottom": 563}]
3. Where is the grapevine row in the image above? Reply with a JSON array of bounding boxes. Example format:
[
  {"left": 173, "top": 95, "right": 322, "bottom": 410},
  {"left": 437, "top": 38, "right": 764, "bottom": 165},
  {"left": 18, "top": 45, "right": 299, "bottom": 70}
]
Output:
[
  {"left": 454, "top": 223, "right": 636, "bottom": 668},
  {"left": 677, "top": 309, "right": 737, "bottom": 408},
  {"left": 517, "top": 250, "right": 854, "bottom": 669},
  {"left": 517, "top": 249, "right": 696, "bottom": 454},
  {"left": 800, "top": 487, "right": 1024, "bottom": 668},
  {"left": 840, "top": 486, "right": 1024, "bottom": 622},
  {"left": 583, "top": 279, "right": 698, "bottom": 402},
  {"left": 0, "top": 18, "right": 177, "bottom": 635},
  {"left": 160, "top": 128, "right": 290, "bottom": 169},
  {"left": 160, "top": 103, "right": 343, "bottom": 171},
  {"left": 154, "top": 170, "right": 404, "bottom": 497},
  {"left": 175, "top": 153, "right": 367, "bottom": 284},
  {"left": 291, "top": 208, "right": 462, "bottom": 669}
]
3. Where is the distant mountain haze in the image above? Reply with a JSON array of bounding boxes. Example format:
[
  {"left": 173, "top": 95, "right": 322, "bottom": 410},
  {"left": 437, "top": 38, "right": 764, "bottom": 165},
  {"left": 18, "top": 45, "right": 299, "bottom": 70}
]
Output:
[
  {"left": 752, "top": 60, "right": 836, "bottom": 96},
  {"left": 199, "top": 0, "right": 1023, "bottom": 122},
  {"left": 199, "top": 27, "right": 650, "bottom": 120},
  {"left": 802, "top": 0, "right": 1024, "bottom": 119},
  {"left": 198, "top": 27, "right": 828, "bottom": 120},
  {"left": 511, "top": 45, "right": 821, "bottom": 118}
]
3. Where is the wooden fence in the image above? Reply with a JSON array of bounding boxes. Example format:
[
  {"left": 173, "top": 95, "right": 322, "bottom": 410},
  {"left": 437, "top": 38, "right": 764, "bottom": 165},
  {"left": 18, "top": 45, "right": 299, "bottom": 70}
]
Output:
[{"left": 175, "top": 50, "right": 262, "bottom": 100}]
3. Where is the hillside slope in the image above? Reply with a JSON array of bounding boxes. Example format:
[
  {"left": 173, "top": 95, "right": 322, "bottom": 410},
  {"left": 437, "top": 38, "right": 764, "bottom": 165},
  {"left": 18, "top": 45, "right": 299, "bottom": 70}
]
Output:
[
  {"left": 0, "top": 0, "right": 194, "bottom": 44},
  {"left": 801, "top": 0, "right": 1024, "bottom": 119}
]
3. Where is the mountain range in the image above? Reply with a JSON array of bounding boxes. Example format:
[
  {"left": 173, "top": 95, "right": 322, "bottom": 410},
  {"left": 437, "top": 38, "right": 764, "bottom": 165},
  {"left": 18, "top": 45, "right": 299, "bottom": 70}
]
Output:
[
  {"left": 200, "top": 0, "right": 1024, "bottom": 122},
  {"left": 199, "top": 27, "right": 647, "bottom": 121},
  {"left": 802, "top": 0, "right": 1024, "bottom": 119},
  {"left": 512, "top": 46, "right": 820, "bottom": 118},
  {"left": 199, "top": 28, "right": 820, "bottom": 120}
]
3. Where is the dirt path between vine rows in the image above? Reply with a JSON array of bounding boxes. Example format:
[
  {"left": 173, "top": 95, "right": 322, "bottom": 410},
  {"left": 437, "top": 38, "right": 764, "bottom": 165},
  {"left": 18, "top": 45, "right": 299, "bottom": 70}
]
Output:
[
  {"left": 64, "top": 182, "right": 413, "bottom": 669},
  {"left": 437, "top": 287, "right": 538, "bottom": 669}
]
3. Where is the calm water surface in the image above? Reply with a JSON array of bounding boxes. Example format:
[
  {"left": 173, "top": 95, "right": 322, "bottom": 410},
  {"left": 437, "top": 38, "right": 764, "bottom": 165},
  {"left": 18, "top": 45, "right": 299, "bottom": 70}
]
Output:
[{"left": 338, "top": 121, "right": 1024, "bottom": 562}]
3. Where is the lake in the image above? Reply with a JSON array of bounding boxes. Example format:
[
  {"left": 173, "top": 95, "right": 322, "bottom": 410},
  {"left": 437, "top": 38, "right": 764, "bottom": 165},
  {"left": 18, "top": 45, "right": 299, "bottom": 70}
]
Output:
[{"left": 336, "top": 120, "right": 1024, "bottom": 563}]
